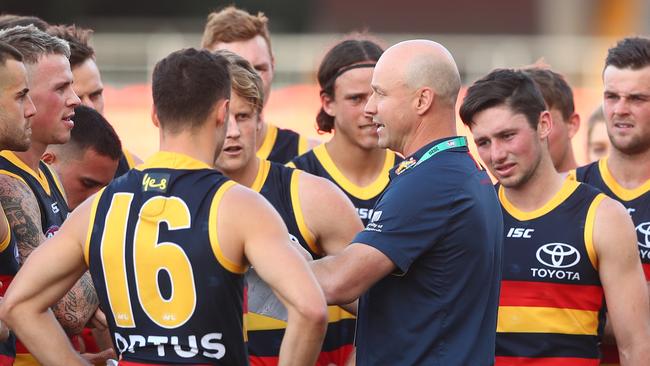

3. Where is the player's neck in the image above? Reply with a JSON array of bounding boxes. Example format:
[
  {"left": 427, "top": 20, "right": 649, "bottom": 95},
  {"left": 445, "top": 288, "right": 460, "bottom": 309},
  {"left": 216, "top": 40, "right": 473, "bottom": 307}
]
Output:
[
  {"left": 606, "top": 148, "right": 650, "bottom": 188},
  {"left": 256, "top": 122, "right": 269, "bottom": 150},
  {"left": 503, "top": 156, "right": 565, "bottom": 212},
  {"left": 14, "top": 141, "right": 48, "bottom": 172},
  {"left": 159, "top": 131, "right": 217, "bottom": 168},
  {"left": 326, "top": 136, "right": 388, "bottom": 187},
  {"left": 555, "top": 149, "right": 578, "bottom": 173},
  {"left": 230, "top": 157, "right": 261, "bottom": 189}
]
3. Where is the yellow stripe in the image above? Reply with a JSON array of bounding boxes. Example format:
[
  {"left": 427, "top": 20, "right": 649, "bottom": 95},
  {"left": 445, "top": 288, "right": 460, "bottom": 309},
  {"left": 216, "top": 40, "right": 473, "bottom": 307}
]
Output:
[
  {"left": 497, "top": 306, "right": 599, "bottom": 335},
  {"left": 584, "top": 194, "right": 605, "bottom": 270},
  {"left": 137, "top": 151, "right": 211, "bottom": 171},
  {"left": 297, "top": 135, "right": 308, "bottom": 155},
  {"left": 256, "top": 124, "right": 278, "bottom": 161},
  {"left": 285, "top": 161, "right": 296, "bottom": 168},
  {"left": 123, "top": 148, "right": 137, "bottom": 169},
  {"left": 250, "top": 159, "right": 271, "bottom": 193},
  {"left": 290, "top": 170, "right": 319, "bottom": 255},
  {"left": 246, "top": 305, "right": 354, "bottom": 332},
  {"left": 599, "top": 158, "right": 650, "bottom": 201},
  {"left": 0, "top": 151, "right": 51, "bottom": 195},
  {"left": 499, "top": 177, "right": 580, "bottom": 221},
  {"left": 313, "top": 145, "right": 395, "bottom": 200},
  {"left": 208, "top": 181, "right": 246, "bottom": 274},
  {"left": 0, "top": 212, "right": 11, "bottom": 253},
  {"left": 0, "top": 169, "right": 29, "bottom": 188},
  {"left": 246, "top": 311, "right": 287, "bottom": 331},
  {"left": 566, "top": 169, "right": 577, "bottom": 181},
  {"left": 43, "top": 163, "right": 67, "bottom": 202},
  {"left": 84, "top": 188, "right": 105, "bottom": 267}
]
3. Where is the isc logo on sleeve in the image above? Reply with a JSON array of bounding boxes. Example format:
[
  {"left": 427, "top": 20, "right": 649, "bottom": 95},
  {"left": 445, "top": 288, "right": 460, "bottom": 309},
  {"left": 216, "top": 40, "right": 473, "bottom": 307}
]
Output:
[{"left": 506, "top": 228, "right": 534, "bottom": 238}]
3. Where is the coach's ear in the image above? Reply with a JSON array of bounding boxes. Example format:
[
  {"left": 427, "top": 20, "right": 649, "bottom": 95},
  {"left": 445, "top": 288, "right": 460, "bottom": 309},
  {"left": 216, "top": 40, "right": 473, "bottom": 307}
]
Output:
[{"left": 41, "top": 151, "right": 56, "bottom": 165}]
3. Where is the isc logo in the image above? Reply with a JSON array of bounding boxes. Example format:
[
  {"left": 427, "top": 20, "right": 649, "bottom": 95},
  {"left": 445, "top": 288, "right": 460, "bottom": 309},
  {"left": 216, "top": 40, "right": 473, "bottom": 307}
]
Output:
[{"left": 506, "top": 228, "right": 534, "bottom": 238}]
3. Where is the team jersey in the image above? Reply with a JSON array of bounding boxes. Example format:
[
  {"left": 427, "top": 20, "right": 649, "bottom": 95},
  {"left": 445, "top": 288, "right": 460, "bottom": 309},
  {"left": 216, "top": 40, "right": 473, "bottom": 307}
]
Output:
[
  {"left": 256, "top": 124, "right": 308, "bottom": 164},
  {"left": 496, "top": 178, "right": 606, "bottom": 366},
  {"left": 0, "top": 151, "right": 70, "bottom": 366},
  {"left": 289, "top": 145, "right": 400, "bottom": 226},
  {"left": 573, "top": 158, "right": 650, "bottom": 280},
  {"left": 246, "top": 159, "right": 355, "bottom": 366},
  {"left": 85, "top": 151, "right": 247, "bottom": 365},
  {"left": 115, "top": 148, "right": 138, "bottom": 178},
  {"left": 572, "top": 158, "right": 650, "bottom": 365},
  {"left": 0, "top": 151, "right": 69, "bottom": 237},
  {"left": 0, "top": 223, "right": 18, "bottom": 366}
]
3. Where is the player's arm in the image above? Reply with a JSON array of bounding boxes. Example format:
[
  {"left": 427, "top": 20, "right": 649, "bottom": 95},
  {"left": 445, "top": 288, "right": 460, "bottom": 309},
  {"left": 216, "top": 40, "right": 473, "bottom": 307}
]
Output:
[
  {"left": 0, "top": 175, "right": 99, "bottom": 335},
  {"left": 595, "top": 197, "right": 650, "bottom": 365},
  {"left": 298, "top": 172, "right": 364, "bottom": 255},
  {"left": 311, "top": 243, "right": 395, "bottom": 305},
  {"left": 0, "top": 199, "right": 94, "bottom": 366},
  {"left": 219, "top": 185, "right": 328, "bottom": 366}
]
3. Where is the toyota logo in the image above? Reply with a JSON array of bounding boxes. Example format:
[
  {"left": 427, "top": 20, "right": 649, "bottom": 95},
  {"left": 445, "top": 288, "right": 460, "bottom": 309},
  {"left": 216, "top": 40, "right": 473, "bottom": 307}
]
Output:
[
  {"left": 636, "top": 222, "right": 650, "bottom": 249},
  {"left": 536, "top": 243, "right": 580, "bottom": 269}
]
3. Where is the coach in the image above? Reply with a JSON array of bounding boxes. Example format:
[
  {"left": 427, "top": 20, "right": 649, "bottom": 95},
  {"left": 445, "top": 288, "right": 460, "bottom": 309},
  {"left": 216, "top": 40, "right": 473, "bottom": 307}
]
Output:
[{"left": 310, "top": 40, "right": 503, "bottom": 365}]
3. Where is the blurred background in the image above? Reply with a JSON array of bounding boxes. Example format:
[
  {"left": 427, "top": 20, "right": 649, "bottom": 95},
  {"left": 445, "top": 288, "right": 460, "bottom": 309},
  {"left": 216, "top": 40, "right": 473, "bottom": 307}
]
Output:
[{"left": 3, "top": 0, "right": 649, "bottom": 162}]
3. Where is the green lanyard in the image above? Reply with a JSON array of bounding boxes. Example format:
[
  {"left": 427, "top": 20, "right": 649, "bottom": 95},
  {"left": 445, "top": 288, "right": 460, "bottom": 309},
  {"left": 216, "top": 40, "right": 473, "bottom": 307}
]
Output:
[
  {"left": 413, "top": 136, "right": 467, "bottom": 168},
  {"left": 396, "top": 137, "right": 467, "bottom": 175}
]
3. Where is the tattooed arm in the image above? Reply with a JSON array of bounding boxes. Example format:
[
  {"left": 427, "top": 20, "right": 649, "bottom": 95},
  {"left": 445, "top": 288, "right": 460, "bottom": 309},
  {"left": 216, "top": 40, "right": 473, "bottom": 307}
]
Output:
[{"left": 0, "top": 175, "right": 98, "bottom": 335}]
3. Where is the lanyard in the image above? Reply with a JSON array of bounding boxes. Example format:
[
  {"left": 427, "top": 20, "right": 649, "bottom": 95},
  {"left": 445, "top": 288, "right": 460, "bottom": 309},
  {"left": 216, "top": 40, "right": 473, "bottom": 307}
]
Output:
[
  {"left": 395, "top": 137, "right": 467, "bottom": 175},
  {"left": 413, "top": 136, "right": 467, "bottom": 168}
]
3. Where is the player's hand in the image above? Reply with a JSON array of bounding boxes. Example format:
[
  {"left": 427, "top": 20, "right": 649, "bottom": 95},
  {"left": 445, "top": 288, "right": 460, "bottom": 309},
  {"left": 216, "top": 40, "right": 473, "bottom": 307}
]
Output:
[
  {"left": 80, "top": 348, "right": 117, "bottom": 365},
  {"left": 87, "top": 308, "right": 108, "bottom": 330}
]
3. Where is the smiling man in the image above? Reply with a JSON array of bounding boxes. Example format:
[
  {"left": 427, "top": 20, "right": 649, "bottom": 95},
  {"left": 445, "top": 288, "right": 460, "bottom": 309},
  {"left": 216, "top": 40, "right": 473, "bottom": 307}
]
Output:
[
  {"left": 460, "top": 68, "right": 650, "bottom": 365},
  {"left": 308, "top": 40, "right": 503, "bottom": 365}
]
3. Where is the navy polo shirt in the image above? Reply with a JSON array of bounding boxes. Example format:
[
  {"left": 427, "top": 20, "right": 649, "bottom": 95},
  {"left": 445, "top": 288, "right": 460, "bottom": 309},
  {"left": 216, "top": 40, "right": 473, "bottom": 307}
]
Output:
[{"left": 353, "top": 137, "right": 503, "bottom": 366}]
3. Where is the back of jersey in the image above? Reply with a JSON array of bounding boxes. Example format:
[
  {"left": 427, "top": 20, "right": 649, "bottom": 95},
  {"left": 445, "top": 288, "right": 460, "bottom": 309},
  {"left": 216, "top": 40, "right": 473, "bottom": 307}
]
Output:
[{"left": 85, "top": 152, "right": 247, "bottom": 365}]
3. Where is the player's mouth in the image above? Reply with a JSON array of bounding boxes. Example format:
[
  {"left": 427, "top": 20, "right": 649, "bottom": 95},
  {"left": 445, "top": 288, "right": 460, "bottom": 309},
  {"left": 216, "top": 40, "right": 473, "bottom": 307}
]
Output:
[
  {"left": 374, "top": 121, "right": 386, "bottom": 133},
  {"left": 493, "top": 162, "right": 516, "bottom": 177},
  {"left": 62, "top": 113, "right": 75, "bottom": 129},
  {"left": 223, "top": 145, "right": 243, "bottom": 155}
]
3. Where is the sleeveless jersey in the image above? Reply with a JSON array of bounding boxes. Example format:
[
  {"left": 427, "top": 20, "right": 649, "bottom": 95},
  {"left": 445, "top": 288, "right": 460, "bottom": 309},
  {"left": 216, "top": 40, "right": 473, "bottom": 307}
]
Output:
[
  {"left": 0, "top": 151, "right": 69, "bottom": 237},
  {"left": 115, "top": 148, "right": 138, "bottom": 178},
  {"left": 496, "top": 179, "right": 606, "bottom": 366},
  {"left": 289, "top": 144, "right": 400, "bottom": 226},
  {"left": 0, "top": 151, "right": 70, "bottom": 365},
  {"left": 246, "top": 159, "right": 355, "bottom": 366},
  {"left": 0, "top": 225, "right": 18, "bottom": 365},
  {"left": 85, "top": 151, "right": 247, "bottom": 365},
  {"left": 574, "top": 158, "right": 650, "bottom": 280},
  {"left": 256, "top": 124, "right": 308, "bottom": 164}
]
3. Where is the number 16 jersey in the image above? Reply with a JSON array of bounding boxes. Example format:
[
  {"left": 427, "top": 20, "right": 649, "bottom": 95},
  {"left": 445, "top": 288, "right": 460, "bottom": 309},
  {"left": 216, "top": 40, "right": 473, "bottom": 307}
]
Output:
[{"left": 85, "top": 152, "right": 247, "bottom": 365}]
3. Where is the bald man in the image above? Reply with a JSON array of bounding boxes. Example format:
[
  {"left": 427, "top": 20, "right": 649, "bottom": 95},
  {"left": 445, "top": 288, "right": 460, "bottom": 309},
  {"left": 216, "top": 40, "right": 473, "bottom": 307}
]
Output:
[{"left": 309, "top": 40, "right": 503, "bottom": 365}]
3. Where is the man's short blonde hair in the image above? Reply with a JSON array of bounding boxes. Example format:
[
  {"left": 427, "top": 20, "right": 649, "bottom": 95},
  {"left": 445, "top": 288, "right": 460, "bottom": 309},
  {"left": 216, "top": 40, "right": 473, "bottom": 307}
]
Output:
[
  {"left": 201, "top": 6, "right": 272, "bottom": 57},
  {"left": 214, "top": 49, "right": 264, "bottom": 115}
]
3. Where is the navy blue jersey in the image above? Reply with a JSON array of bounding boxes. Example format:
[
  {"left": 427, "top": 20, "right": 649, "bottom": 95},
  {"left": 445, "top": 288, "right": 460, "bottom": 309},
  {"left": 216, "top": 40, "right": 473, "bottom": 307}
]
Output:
[
  {"left": 290, "top": 145, "right": 401, "bottom": 226},
  {"left": 246, "top": 160, "right": 355, "bottom": 365},
  {"left": 574, "top": 159, "right": 650, "bottom": 281},
  {"left": 256, "top": 124, "right": 307, "bottom": 164},
  {"left": 85, "top": 152, "right": 247, "bottom": 365},
  {"left": 0, "top": 151, "right": 69, "bottom": 237},
  {"left": 496, "top": 180, "right": 606, "bottom": 366},
  {"left": 114, "top": 148, "right": 137, "bottom": 178},
  {"left": 352, "top": 137, "right": 503, "bottom": 366}
]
